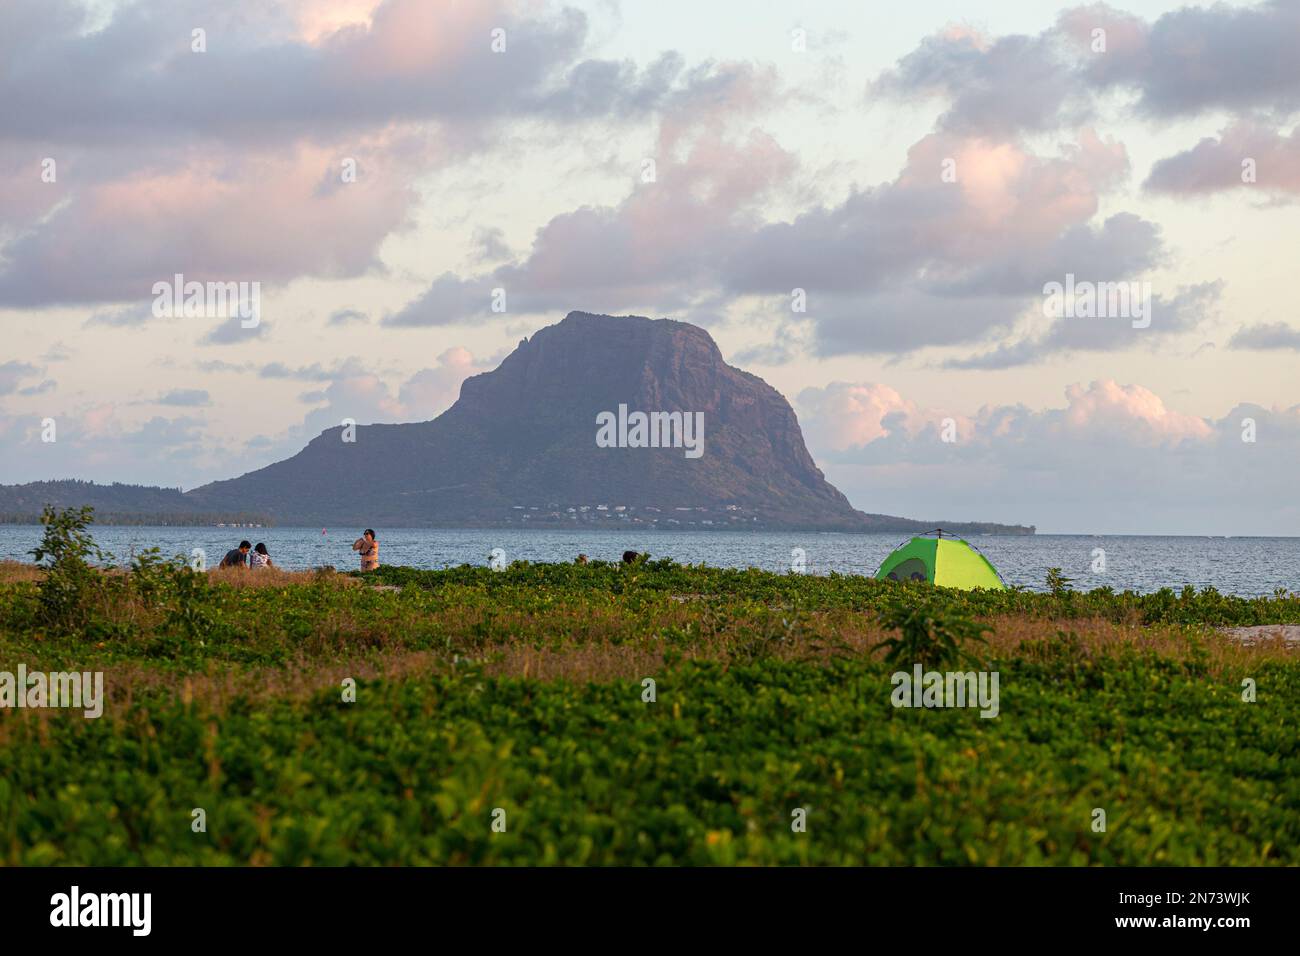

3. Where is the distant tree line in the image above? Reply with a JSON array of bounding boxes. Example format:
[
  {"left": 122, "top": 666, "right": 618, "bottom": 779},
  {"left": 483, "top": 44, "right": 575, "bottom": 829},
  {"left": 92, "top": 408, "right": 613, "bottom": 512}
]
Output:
[
  {"left": 0, "top": 479, "right": 272, "bottom": 526},
  {"left": 0, "top": 512, "right": 273, "bottom": 527}
]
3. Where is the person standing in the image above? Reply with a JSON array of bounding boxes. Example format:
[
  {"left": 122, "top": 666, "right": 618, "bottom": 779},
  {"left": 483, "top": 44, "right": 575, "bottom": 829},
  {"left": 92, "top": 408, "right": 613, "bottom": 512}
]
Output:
[{"left": 352, "top": 529, "right": 379, "bottom": 572}]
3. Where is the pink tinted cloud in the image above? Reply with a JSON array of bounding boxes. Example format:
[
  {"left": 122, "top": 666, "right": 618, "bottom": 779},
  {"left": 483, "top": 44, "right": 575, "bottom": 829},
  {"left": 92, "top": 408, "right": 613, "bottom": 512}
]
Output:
[
  {"left": 338, "top": 0, "right": 506, "bottom": 79},
  {"left": 397, "top": 347, "right": 495, "bottom": 418},
  {"left": 1061, "top": 380, "right": 1212, "bottom": 443},
  {"left": 898, "top": 128, "right": 1128, "bottom": 260},
  {"left": 0, "top": 136, "right": 425, "bottom": 305},
  {"left": 293, "top": 0, "right": 385, "bottom": 45},
  {"left": 495, "top": 116, "right": 796, "bottom": 303},
  {"left": 1145, "top": 122, "right": 1300, "bottom": 197},
  {"left": 799, "top": 378, "right": 1211, "bottom": 458},
  {"left": 798, "top": 383, "right": 930, "bottom": 450}
]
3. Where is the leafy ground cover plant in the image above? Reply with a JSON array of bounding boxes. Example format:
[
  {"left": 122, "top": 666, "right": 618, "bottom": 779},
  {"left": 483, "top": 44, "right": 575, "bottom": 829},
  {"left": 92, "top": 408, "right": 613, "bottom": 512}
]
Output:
[
  {"left": 0, "top": 656, "right": 1294, "bottom": 866},
  {"left": 0, "top": 512, "right": 1296, "bottom": 865}
]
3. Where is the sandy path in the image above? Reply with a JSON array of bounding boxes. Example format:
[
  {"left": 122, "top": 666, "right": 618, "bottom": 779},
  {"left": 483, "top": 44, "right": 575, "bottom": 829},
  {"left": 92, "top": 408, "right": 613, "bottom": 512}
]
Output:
[{"left": 1219, "top": 625, "right": 1300, "bottom": 646}]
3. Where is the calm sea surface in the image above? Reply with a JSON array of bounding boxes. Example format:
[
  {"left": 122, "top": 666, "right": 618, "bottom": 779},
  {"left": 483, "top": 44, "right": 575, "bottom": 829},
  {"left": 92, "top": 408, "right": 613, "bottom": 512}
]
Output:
[{"left": 2, "top": 526, "right": 1298, "bottom": 596}]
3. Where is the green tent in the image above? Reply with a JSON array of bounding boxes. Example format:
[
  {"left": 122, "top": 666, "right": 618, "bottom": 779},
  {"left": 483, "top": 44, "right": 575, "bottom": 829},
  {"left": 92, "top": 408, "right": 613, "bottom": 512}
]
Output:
[{"left": 874, "top": 531, "right": 1005, "bottom": 590}]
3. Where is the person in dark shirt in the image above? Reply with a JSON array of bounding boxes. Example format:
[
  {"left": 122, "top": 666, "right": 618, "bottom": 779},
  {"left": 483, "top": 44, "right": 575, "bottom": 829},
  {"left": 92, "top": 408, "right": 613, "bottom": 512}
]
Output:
[{"left": 219, "top": 541, "right": 252, "bottom": 568}]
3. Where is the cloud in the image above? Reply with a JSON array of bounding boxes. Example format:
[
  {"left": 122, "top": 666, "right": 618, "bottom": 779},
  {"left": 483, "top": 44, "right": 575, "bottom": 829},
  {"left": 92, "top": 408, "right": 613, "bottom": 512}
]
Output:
[
  {"left": 397, "top": 347, "right": 495, "bottom": 418},
  {"left": 385, "top": 63, "right": 790, "bottom": 328},
  {"left": 239, "top": 347, "right": 496, "bottom": 468},
  {"left": 796, "top": 377, "right": 1300, "bottom": 533},
  {"left": 0, "top": 360, "right": 42, "bottom": 396},
  {"left": 119, "top": 415, "right": 206, "bottom": 448},
  {"left": 1056, "top": 379, "right": 1213, "bottom": 443},
  {"left": 729, "top": 315, "right": 815, "bottom": 367},
  {"left": 0, "top": 0, "right": 641, "bottom": 145},
  {"left": 18, "top": 379, "right": 57, "bottom": 396},
  {"left": 260, "top": 358, "right": 366, "bottom": 381},
  {"left": 0, "top": 345, "right": 484, "bottom": 486},
  {"left": 946, "top": 281, "right": 1222, "bottom": 369},
  {"left": 201, "top": 317, "right": 272, "bottom": 346},
  {"left": 195, "top": 358, "right": 254, "bottom": 374},
  {"left": 0, "top": 404, "right": 217, "bottom": 486},
  {"left": 2, "top": 341, "right": 492, "bottom": 487},
  {"left": 385, "top": 272, "right": 498, "bottom": 327},
  {"left": 1145, "top": 122, "right": 1300, "bottom": 198},
  {"left": 722, "top": 130, "right": 1154, "bottom": 358},
  {"left": 801, "top": 378, "right": 1215, "bottom": 471},
  {"left": 2, "top": 1, "right": 1201, "bottom": 374},
  {"left": 869, "top": 2, "right": 1300, "bottom": 216},
  {"left": 385, "top": 115, "right": 1164, "bottom": 364},
  {"left": 156, "top": 388, "right": 212, "bottom": 407},
  {"left": 1227, "top": 321, "right": 1300, "bottom": 351},
  {"left": 4, "top": 142, "right": 422, "bottom": 308},
  {"left": 872, "top": 2, "right": 1300, "bottom": 136},
  {"left": 797, "top": 382, "right": 944, "bottom": 452},
  {"left": 1077, "top": 1, "right": 1300, "bottom": 119},
  {"left": 869, "top": 25, "right": 1089, "bottom": 136},
  {"left": 84, "top": 305, "right": 155, "bottom": 327},
  {"left": 472, "top": 226, "right": 513, "bottom": 264},
  {"left": 292, "top": 349, "right": 492, "bottom": 434},
  {"left": 0, "top": 0, "right": 778, "bottom": 310}
]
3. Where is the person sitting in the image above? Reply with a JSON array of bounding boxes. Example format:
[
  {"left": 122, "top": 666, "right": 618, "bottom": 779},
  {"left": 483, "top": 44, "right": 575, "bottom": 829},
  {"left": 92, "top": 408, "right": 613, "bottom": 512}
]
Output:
[
  {"left": 219, "top": 541, "right": 251, "bottom": 568},
  {"left": 249, "top": 543, "right": 273, "bottom": 568},
  {"left": 352, "top": 529, "right": 379, "bottom": 572},
  {"left": 622, "top": 550, "right": 640, "bottom": 565}
]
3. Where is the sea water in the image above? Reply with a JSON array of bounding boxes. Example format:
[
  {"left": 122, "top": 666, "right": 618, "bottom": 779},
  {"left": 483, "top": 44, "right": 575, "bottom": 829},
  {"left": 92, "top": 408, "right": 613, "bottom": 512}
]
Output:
[{"left": 1, "top": 526, "right": 1297, "bottom": 597}]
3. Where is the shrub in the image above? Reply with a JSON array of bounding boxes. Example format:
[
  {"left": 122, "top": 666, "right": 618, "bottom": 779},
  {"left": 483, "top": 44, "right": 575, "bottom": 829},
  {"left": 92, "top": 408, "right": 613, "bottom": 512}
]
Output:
[
  {"left": 875, "top": 591, "right": 991, "bottom": 670},
  {"left": 28, "top": 505, "right": 111, "bottom": 634},
  {"left": 1045, "top": 567, "right": 1073, "bottom": 597}
]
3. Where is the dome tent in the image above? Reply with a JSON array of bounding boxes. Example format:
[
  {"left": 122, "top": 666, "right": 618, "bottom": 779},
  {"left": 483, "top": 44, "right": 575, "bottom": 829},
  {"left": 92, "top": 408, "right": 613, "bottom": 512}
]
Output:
[{"left": 874, "top": 530, "right": 1005, "bottom": 590}]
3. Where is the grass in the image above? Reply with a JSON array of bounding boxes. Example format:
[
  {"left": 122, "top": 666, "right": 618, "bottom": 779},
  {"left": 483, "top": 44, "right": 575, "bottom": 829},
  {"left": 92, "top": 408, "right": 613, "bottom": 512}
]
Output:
[{"left": 0, "top": 550, "right": 1297, "bottom": 865}]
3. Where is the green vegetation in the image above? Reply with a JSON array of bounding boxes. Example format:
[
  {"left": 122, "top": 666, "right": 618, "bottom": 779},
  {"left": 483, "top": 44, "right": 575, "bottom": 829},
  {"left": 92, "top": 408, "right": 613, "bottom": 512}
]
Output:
[
  {"left": 0, "top": 510, "right": 1296, "bottom": 865},
  {"left": 370, "top": 560, "right": 1300, "bottom": 627},
  {"left": 29, "top": 505, "right": 110, "bottom": 634},
  {"left": 875, "top": 594, "right": 991, "bottom": 669}
]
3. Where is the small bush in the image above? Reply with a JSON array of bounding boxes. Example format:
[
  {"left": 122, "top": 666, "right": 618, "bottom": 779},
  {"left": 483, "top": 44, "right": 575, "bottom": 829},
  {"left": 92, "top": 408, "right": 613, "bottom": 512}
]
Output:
[
  {"left": 1045, "top": 567, "right": 1073, "bottom": 597},
  {"left": 875, "top": 591, "right": 991, "bottom": 670},
  {"left": 29, "top": 505, "right": 111, "bottom": 633}
]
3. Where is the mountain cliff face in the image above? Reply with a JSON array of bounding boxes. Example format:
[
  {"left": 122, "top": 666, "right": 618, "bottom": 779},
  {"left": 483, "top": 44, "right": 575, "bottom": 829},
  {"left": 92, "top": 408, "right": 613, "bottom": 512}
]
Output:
[
  {"left": 182, "top": 313, "right": 848, "bottom": 527},
  {"left": 180, "top": 312, "right": 1030, "bottom": 533}
]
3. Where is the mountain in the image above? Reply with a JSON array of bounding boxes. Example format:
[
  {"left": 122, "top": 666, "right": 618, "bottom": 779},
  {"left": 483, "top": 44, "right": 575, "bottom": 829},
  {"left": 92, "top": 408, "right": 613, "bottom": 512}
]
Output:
[{"left": 3, "top": 312, "right": 1033, "bottom": 534}]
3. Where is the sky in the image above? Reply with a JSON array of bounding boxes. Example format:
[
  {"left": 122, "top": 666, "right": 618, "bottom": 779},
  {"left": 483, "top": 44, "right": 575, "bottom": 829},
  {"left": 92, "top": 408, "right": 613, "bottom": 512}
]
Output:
[{"left": 1, "top": 0, "right": 1298, "bottom": 534}]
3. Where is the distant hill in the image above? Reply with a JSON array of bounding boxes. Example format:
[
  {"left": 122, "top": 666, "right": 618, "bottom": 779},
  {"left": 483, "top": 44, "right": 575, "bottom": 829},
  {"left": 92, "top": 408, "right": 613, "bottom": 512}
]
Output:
[
  {"left": 0, "top": 480, "right": 270, "bottom": 526},
  {"left": 1, "top": 313, "right": 1033, "bottom": 534}
]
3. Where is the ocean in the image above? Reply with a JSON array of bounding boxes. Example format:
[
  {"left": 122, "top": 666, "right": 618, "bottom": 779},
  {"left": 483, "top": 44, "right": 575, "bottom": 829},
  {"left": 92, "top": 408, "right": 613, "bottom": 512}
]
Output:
[{"left": 1, "top": 525, "right": 1297, "bottom": 597}]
